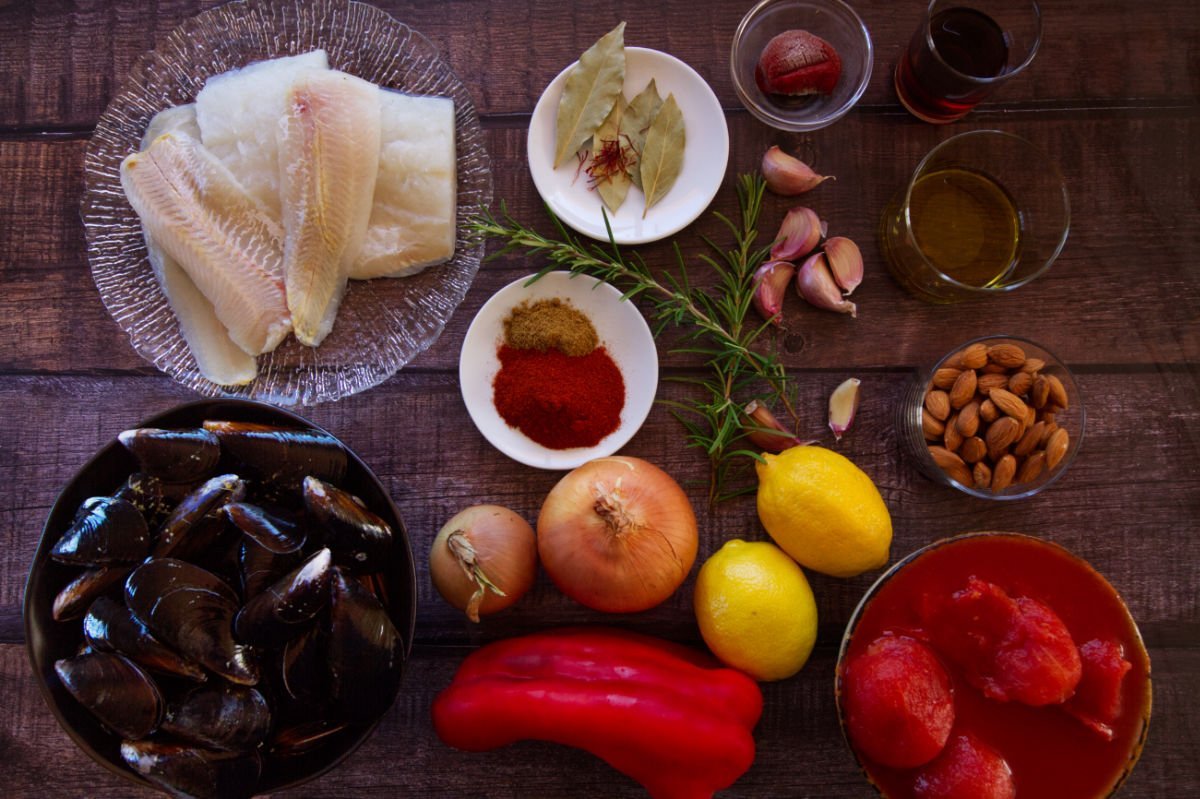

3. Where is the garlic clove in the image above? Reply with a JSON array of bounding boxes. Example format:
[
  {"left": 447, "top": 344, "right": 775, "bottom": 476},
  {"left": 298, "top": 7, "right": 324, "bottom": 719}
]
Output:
[
  {"left": 761, "top": 145, "right": 834, "bottom": 195},
  {"left": 828, "top": 378, "right": 862, "bottom": 441},
  {"left": 796, "top": 252, "right": 857, "bottom": 317},
  {"left": 770, "top": 206, "right": 825, "bottom": 261},
  {"left": 743, "top": 399, "right": 810, "bottom": 453},
  {"left": 752, "top": 260, "right": 796, "bottom": 326},
  {"left": 824, "top": 236, "right": 863, "bottom": 295}
]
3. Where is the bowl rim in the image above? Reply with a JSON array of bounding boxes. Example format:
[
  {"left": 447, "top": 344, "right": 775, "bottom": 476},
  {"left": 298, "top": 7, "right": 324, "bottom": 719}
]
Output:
[
  {"left": 22, "top": 397, "right": 418, "bottom": 795},
  {"left": 729, "top": 0, "right": 875, "bottom": 132}
]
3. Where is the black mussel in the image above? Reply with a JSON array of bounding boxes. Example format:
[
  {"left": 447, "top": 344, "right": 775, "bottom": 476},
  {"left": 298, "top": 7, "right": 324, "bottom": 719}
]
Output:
[
  {"left": 155, "top": 474, "right": 246, "bottom": 560},
  {"left": 52, "top": 564, "right": 131, "bottom": 622},
  {"left": 83, "top": 596, "right": 207, "bottom": 682},
  {"left": 120, "top": 740, "right": 261, "bottom": 799},
  {"left": 203, "top": 421, "right": 347, "bottom": 490},
  {"left": 118, "top": 427, "right": 221, "bottom": 483},
  {"left": 54, "top": 651, "right": 164, "bottom": 739},
  {"left": 303, "top": 477, "right": 392, "bottom": 571},
  {"left": 115, "top": 472, "right": 195, "bottom": 529},
  {"left": 281, "top": 624, "right": 326, "bottom": 706},
  {"left": 239, "top": 538, "right": 305, "bottom": 602},
  {"left": 327, "top": 566, "right": 404, "bottom": 721},
  {"left": 234, "top": 548, "right": 332, "bottom": 648},
  {"left": 225, "top": 502, "right": 306, "bottom": 554},
  {"left": 269, "top": 719, "right": 353, "bottom": 758},
  {"left": 50, "top": 496, "right": 150, "bottom": 566},
  {"left": 160, "top": 683, "right": 271, "bottom": 752},
  {"left": 126, "top": 559, "right": 259, "bottom": 685}
]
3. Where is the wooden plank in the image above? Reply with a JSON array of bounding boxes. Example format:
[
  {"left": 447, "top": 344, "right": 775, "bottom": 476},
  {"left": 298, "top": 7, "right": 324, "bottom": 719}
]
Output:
[
  {"left": 2, "top": 112, "right": 1198, "bottom": 376},
  {"left": 1, "top": 640, "right": 1194, "bottom": 797}
]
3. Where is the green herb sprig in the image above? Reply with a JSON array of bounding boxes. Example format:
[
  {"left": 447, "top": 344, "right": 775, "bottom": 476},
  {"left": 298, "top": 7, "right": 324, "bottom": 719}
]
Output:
[{"left": 470, "top": 173, "right": 796, "bottom": 502}]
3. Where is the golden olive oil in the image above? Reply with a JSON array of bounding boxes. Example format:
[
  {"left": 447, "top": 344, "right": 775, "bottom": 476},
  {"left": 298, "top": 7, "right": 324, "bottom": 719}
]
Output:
[{"left": 909, "top": 167, "right": 1020, "bottom": 287}]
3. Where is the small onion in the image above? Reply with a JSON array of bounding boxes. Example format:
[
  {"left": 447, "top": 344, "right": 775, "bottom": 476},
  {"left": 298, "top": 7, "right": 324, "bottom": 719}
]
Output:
[
  {"left": 430, "top": 505, "right": 537, "bottom": 623},
  {"left": 537, "top": 457, "right": 698, "bottom": 613}
]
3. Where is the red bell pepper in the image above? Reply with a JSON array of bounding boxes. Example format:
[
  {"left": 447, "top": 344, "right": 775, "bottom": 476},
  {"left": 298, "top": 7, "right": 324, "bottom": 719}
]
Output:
[{"left": 432, "top": 627, "right": 763, "bottom": 799}]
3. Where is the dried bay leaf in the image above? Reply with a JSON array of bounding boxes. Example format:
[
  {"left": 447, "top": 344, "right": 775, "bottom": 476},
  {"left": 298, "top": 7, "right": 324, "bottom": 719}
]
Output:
[
  {"left": 639, "top": 93, "right": 685, "bottom": 216},
  {"left": 593, "top": 99, "right": 631, "bottom": 214},
  {"left": 553, "top": 22, "right": 626, "bottom": 169},
  {"left": 623, "top": 78, "right": 663, "bottom": 190}
]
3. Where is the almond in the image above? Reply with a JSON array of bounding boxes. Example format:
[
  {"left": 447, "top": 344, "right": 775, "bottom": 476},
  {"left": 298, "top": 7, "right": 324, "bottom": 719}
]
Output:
[
  {"left": 981, "top": 362, "right": 1009, "bottom": 374},
  {"left": 1045, "top": 427, "right": 1070, "bottom": 469},
  {"left": 989, "top": 388, "right": 1029, "bottom": 420},
  {"left": 950, "top": 369, "right": 977, "bottom": 409},
  {"left": 922, "top": 408, "right": 945, "bottom": 440},
  {"left": 992, "top": 454, "right": 1017, "bottom": 491},
  {"left": 979, "top": 398, "right": 999, "bottom": 423},
  {"left": 1007, "top": 371, "right": 1034, "bottom": 397},
  {"left": 1032, "top": 375, "right": 1050, "bottom": 409},
  {"left": 1017, "top": 451, "right": 1046, "bottom": 483},
  {"left": 956, "top": 400, "right": 980, "bottom": 438},
  {"left": 932, "top": 367, "right": 962, "bottom": 390},
  {"left": 1015, "top": 421, "right": 1045, "bottom": 458},
  {"left": 944, "top": 414, "right": 963, "bottom": 452},
  {"left": 987, "top": 342, "right": 1027, "bottom": 368},
  {"left": 1046, "top": 374, "right": 1069, "bottom": 409},
  {"left": 960, "top": 342, "right": 989, "bottom": 370},
  {"left": 1021, "top": 357, "right": 1046, "bottom": 374},
  {"left": 960, "top": 436, "right": 987, "bottom": 464},
  {"left": 1040, "top": 419, "right": 1059, "bottom": 446},
  {"left": 925, "top": 390, "right": 951, "bottom": 421},
  {"left": 973, "top": 461, "right": 993, "bottom": 490},
  {"left": 930, "top": 445, "right": 973, "bottom": 486},
  {"left": 977, "top": 373, "right": 1010, "bottom": 395},
  {"left": 986, "top": 416, "right": 1021, "bottom": 460}
]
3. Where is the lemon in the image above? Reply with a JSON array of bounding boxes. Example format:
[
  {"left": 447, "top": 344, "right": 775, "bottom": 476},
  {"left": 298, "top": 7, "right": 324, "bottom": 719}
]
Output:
[
  {"left": 694, "top": 539, "right": 817, "bottom": 681},
  {"left": 755, "top": 445, "right": 892, "bottom": 578}
]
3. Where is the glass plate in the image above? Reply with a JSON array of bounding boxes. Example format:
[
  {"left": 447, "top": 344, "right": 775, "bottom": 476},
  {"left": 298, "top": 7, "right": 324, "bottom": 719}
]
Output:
[{"left": 82, "top": 0, "right": 493, "bottom": 406}]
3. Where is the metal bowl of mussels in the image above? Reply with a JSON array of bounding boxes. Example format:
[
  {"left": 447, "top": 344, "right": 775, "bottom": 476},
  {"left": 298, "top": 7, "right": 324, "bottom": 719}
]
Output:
[{"left": 23, "top": 399, "right": 417, "bottom": 798}]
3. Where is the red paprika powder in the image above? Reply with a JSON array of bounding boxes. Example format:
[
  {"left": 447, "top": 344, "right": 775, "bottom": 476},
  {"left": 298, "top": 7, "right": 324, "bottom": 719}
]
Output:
[{"left": 493, "top": 344, "right": 624, "bottom": 449}]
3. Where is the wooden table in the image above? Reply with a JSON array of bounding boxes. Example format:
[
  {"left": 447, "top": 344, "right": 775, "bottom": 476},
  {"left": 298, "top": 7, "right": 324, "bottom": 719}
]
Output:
[{"left": 2, "top": 1, "right": 1197, "bottom": 796}]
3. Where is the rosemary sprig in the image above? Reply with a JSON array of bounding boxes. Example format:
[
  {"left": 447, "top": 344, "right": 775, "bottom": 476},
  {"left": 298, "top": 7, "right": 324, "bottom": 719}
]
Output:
[{"left": 470, "top": 173, "right": 796, "bottom": 502}]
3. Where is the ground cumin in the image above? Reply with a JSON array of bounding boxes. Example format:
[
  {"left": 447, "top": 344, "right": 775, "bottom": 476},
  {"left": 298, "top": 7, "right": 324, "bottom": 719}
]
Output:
[{"left": 502, "top": 298, "right": 598, "bottom": 357}]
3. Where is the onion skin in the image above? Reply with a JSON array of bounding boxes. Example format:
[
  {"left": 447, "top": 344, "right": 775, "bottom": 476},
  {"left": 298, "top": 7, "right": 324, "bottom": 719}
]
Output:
[
  {"left": 430, "top": 505, "right": 537, "bottom": 622},
  {"left": 537, "top": 457, "right": 698, "bottom": 613}
]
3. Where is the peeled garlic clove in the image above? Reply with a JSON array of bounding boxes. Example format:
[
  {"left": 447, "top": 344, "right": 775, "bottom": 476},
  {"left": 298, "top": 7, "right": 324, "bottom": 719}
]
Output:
[
  {"left": 824, "top": 236, "right": 863, "bottom": 295},
  {"left": 752, "top": 260, "right": 796, "bottom": 326},
  {"left": 797, "top": 252, "right": 856, "bottom": 317},
  {"left": 770, "top": 206, "right": 825, "bottom": 261},
  {"left": 828, "top": 378, "right": 862, "bottom": 441},
  {"left": 743, "top": 399, "right": 809, "bottom": 453},
  {"left": 761, "top": 145, "right": 834, "bottom": 195}
]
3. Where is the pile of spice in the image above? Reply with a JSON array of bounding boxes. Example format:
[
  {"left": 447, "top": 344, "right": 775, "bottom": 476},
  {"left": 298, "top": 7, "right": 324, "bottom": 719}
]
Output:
[{"left": 493, "top": 299, "right": 625, "bottom": 449}]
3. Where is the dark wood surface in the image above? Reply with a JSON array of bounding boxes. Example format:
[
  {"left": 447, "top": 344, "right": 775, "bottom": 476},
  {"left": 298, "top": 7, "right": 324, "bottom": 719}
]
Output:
[{"left": 2, "top": 1, "right": 1197, "bottom": 796}]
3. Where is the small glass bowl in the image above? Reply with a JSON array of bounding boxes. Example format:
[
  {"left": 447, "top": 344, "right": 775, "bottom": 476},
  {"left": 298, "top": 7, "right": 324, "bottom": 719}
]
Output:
[
  {"left": 898, "top": 335, "right": 1085, "bottom": 500},
  {"left": 730, "top": 0, "right": 873, "bottom": 132}
]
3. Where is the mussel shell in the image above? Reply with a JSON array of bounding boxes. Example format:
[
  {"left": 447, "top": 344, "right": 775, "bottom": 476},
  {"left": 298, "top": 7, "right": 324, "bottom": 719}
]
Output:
[
  {"left": 203, "top": 421, "right": 347, "bottom": 490},
  {"left": 120, "top": 740, "right": 262, "bottom": 799},
  {"left": 161, "top": 683, "right": 271, "bottom": 752},
  {"left": 225, "top": 502, "right": 305, "bottom": 554},
  {"left": 281, "top": 624, "right": 326, "bottom": 707},
  {"left": 118, "top": 427, "right": 221, "bottom": 483},
  {"left": 50, "top": 496, "right": 149, "bottom": 566},
  {"left": 83, "top": 595, "right": 207, "bottom": 682},
  {"left": 239, "top": 539, "right": 304, "bottom": 602},
  {"left": 155, "top": 474, "right": 246, "bottom": 560},
  {"left": 115, "top": 472, "right": 196, "bottom": 529},
  {"left": 54, "top": 651, "right": 164, "bottom": 739},
  {"left": 234, "top": 549, "right": 332, "bottom": 648},
  {"left": 126, "top": 559, "right": 259, "bottom": 685},
  {"left": 52, "top": 565, "right": 131, "bottom": 622},
  {"left": 327, "top": 566, "right": 403, "bottom": 721},
  {"left": 303, "top": 477, "right": 392, "bottom": 571},
  {"left": 269, "top": 719, "right": 353, "bottom": 758}
]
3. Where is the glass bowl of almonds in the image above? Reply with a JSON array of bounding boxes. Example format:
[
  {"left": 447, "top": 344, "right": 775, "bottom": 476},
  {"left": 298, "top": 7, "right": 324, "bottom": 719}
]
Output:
[{"left": 900, "top": 335, "right": 1085, "bottom": 500}]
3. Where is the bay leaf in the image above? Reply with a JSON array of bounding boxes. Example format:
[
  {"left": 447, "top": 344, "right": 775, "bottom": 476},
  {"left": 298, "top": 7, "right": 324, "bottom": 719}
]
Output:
[
  {"left": 593, "top": 99, "right": 632, "bottom": 214},
  {"left": 553, "top": 22, "right": 626, "bottom": 169},
  {"left": 639, "top": 93, "right": 686, "bottom": 217},
  {"left": 623, "top": 78, "right": 663, "bottom": 190}
]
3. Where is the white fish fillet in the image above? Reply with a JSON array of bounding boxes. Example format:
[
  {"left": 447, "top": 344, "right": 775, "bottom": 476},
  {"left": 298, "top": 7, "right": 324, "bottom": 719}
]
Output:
[
  {"left": 121, "top": 131, "right": 291, "bottom": 356},
  {"left": 196, "top": 50, "right": 330, "bottom": 221},
  {"left": 350, "top": 90, "right": 457, "bottom": 280},
  {"left": 278, "top": 70, "right": 381, "bottom": 347},
  {"left": 139, "top": 105, "right": 257, "bottom": 386}
]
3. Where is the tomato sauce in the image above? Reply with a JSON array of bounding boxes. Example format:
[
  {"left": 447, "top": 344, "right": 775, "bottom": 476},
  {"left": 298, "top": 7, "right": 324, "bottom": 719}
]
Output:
[{"left": 840, "top": 534, "right": 1151, "bottom": 799}]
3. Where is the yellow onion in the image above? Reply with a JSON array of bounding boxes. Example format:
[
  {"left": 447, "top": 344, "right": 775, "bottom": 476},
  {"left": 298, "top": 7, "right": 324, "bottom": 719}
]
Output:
[
  {"left": 430, "top": 505, "right": 537, "bottom": 622},
  {"left": 537, "top": 457, "right": 698, "bottom": 613}
]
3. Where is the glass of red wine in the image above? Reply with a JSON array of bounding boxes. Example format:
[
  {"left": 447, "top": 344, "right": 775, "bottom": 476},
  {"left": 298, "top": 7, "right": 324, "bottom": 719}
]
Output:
[{"left": 895, "top": 0, "right": 1042, "bottom": 124}]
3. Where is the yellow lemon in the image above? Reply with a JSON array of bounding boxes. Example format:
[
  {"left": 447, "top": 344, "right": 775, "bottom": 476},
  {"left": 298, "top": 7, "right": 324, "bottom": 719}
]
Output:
[
  {"left": 693, "top": 539, "right": 817, "bottom": 681},
  {"left": 755, "top": 445, "right": 892, "bottom": 578}
]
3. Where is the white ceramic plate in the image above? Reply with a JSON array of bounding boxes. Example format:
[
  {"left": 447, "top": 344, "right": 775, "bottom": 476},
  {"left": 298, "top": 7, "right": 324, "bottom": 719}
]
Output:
[
  {"left": 527, "top": 47, "right": 729, "bottom": 245},
  {"left": 459, "top": 272, "right": 658, "bottom": 470}
]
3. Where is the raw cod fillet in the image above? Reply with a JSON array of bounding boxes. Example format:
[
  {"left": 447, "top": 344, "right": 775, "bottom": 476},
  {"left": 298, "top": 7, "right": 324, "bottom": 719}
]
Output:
[
  {"left": 139, "top": 105, "right": 257, "bottom": 386},
  {"left": 120, "top": 131, "right": 291, "bottom": 356},
  {"left": 278, "top": 70, "right": 381, "bottom": 347},
  {"left": 196, "top": 50, "right": 330, "bottom": 221},
  {"left": 350, "top": 90, "right": 457, "bottom": 280}
]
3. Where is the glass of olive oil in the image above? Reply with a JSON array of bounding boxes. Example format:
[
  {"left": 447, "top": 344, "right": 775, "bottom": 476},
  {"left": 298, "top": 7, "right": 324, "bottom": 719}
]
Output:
[{"left": 881, "top": 130, "right": 1069, "bottom": 303}]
